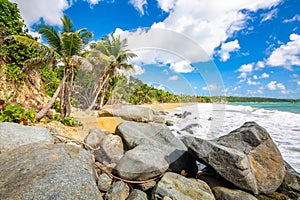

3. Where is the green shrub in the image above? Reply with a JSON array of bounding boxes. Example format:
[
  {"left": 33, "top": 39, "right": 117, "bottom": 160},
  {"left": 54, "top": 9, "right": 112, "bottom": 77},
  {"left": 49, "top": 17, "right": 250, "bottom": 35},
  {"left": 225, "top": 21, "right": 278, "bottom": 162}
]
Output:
[
  {"left": 0, "top": 105, "right": 36, "bottom": 124},
  {"left": 51, "top": 114, "right": 82, "bottom": 127}
]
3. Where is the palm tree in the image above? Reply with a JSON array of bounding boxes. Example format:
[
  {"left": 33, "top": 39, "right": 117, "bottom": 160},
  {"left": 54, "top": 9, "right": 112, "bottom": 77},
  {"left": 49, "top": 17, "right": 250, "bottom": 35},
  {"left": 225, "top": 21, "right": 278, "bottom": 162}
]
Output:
[
  {"left": 11, "top": 14, "right": 93, "bottom": 120},
  {"left": 87, "top": 33, "right": 137, "bottom": 110}
]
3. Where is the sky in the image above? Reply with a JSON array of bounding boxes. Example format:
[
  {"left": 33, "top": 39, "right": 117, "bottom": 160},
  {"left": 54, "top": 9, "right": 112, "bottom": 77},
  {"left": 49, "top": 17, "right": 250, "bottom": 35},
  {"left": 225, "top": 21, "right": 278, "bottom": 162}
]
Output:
[{"left": 10, "top": 0, "right": 300, "bottom": 99}]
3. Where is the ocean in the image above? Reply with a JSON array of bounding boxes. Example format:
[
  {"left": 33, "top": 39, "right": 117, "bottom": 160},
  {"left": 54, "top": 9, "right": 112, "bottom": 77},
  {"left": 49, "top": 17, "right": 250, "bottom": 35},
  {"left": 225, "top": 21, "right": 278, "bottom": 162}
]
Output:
[
  {"left": 165, "top": 103, "right": 300, "bottom": 172},
  {"left": 228, "top": 102, "right": 300, "bottom": 114}
]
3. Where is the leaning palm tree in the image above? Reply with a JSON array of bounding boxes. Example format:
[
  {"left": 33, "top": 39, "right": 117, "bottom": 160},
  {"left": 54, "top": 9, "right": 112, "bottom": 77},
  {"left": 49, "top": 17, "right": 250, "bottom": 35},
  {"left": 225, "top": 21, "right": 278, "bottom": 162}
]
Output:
[
  {"left": 11, "top": 14, "right": 93, "bottom": 120},
  {"left": 86, "top": 33, "right": 137, "bottom": 110}
]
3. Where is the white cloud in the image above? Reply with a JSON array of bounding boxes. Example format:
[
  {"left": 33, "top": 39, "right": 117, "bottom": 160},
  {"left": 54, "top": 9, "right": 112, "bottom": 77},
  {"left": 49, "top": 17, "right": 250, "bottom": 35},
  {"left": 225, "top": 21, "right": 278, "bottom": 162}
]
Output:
[
  {"left": 202, "top": 84, "right": 220, "bottom": 91},
  {"left": 237, "top": 63, "right": 253, "bottom": 79},
  {"left": 169, "top": 60, "right": 194, "bottom": 73},
  {"left": 253, "top": 75, "right": 258, "bottom": 80},
  {"left": 85, "top": 0, "right": 102, "bottom": 5},
  {"left": 261, "top": 8, "right": 278, "bottom": 23},
  {"left": 260, "top": 72, "right": 269, "bottom": 79},
  {"left": 154, "top": 84, "right": 165, "bottom": 90},
  {"left": 130, "top": 65, "right": 145, "bottom": 75},
  {"left": 10, "top": 0, "right": 69, "bottom": 26},
  {"left": 255, "top": 61, "right": 265, "bottom": 70},
  {"left": 117, "top": 0, "right": 282, "bottom": 65},
  {"left": 157, "top": 0, "right": 176, "bottom": 12},
  {"left": 266, "top": 33, "right": 300, "bottom": 69},
  {"left": 297, "top": 81, "right": 300, "bottom": 87},
  {"left": 247, "top": 78, "right": 260, "bottom": 85},
  {"left": 168, "top": 75, "right": 179, "bottom": 81},
  {"left": 283, "top": 14, "right": 300, "bottom": 23},
  {"left": 233, "top": 86, "right": 241, "bottom": 91},
  {"left": 163, "top": 69, "right": 169, "bottom": 74},
  {"left": 218, "top": 40, "right": 240, "bottom": 62},
  {"left": 266, "top": 81, "right": 286, "bottom": 91},
  {"left": 129, "top": 0, "right": 147, "bottom": 15}
]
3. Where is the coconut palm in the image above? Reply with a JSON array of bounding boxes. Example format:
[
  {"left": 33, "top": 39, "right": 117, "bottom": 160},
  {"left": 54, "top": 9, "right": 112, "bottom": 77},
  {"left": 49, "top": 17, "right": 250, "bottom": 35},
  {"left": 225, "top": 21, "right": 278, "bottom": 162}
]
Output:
[
  {"left": 87, "top": 33, "right": 137, "bottom": 110},
  {"left": 11, "top": 14, "right": 93, "bottom": 120}
]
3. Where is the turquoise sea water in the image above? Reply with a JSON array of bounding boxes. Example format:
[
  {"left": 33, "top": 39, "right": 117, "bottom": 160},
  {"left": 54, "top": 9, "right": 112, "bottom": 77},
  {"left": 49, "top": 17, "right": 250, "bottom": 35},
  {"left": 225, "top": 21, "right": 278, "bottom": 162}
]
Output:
[{"left": 228, "top": 102, "right": 300, "bottom": 114}]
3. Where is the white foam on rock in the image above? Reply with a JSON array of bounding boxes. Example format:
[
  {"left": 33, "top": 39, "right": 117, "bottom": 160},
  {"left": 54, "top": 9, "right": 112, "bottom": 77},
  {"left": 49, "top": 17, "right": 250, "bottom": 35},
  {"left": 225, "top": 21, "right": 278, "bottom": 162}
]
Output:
[{"left": 164, "top": 103, "right": 300, "bottom": 172}]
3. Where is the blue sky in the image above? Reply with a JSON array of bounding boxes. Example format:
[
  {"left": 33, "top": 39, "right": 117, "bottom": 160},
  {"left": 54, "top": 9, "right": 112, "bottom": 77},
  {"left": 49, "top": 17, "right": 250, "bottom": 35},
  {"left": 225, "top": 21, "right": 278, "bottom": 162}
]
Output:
[{"left": 10, "top": 0, "right": 300, "bottom": 98}]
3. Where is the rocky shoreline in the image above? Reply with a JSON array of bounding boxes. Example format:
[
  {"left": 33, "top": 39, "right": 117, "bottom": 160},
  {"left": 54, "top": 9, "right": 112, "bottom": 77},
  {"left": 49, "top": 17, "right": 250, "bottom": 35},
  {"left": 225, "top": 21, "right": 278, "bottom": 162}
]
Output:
[{"left": 0, "top": 105, "right": 299, "bottom": 200}]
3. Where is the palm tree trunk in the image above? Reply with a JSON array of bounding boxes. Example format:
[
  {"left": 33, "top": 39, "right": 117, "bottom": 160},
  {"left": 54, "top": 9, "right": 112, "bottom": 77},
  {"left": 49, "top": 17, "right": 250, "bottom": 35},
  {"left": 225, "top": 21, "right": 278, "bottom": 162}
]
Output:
[
  {"left": 86, "top": 73, "right": 110, "bottom": 111},
  {"left": 35, "top": 75, "right": 67, "bottom": 121}
]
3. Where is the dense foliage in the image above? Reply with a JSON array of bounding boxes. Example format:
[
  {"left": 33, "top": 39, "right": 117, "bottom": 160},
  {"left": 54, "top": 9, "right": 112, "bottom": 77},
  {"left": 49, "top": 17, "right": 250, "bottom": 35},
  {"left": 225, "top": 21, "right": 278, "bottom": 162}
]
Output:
[
  {"left": 0, "top": 0, "right": 42, "bottom": 82},
  {"left": 225, "top": 96, "right": 300, "bottom": 103},
  {"left": 0, "top": 105, "right": 36, "bottom": 124}
]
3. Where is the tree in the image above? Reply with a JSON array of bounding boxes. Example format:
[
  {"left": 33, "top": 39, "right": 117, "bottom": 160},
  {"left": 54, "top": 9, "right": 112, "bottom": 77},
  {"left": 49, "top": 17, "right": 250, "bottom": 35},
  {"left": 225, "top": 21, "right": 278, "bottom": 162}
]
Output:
[
  {"left": 86, "top": 33, "right": 137, "bottom": 110},
  {"left": 11, "top": 15, "right": 93, "bottom": 120}
]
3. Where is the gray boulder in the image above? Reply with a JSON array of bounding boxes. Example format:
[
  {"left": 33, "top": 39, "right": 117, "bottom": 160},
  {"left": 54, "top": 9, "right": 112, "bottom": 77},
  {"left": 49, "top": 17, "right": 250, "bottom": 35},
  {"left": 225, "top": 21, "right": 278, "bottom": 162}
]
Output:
[
  {"left": 213, "top": 187, "right": 257, "bottom": 200},
  {"left": 127, "top": 189, "right": 148, "bottom": 200},
  {"left": 0, "top": 142, "right": 102, "bottom": 200},
  {"left": 105, "top": 181, "right": 130, "bottom": 200},
  {"left": 280, "top": 162, "right": 300, "bottom": 193},
  {"left": 98, "top": 173, "right": 113, "bottom": 192},
  {"left": 115, "top": 145, "right": 169, "bottom": 181},
  {"left": 0, "top": 122, "right": 54, "bottom": 152},
  {"left": 95, "top": 134, "right": 124, "bottom": 164},
  {"left": 116, "top": 121, "right": 197, "bottom": 176},
  {"left": 84, "top": 128, "right": 106, "bottom": 149},
  {"left": 152, "top": 172, "right": 215, "bottom": 200},
  {"left": 183, "top": 121, "right": 286, "bottom": 194},
  {"left": 110, "top": 105, "right": 154, "bottom": 122}
]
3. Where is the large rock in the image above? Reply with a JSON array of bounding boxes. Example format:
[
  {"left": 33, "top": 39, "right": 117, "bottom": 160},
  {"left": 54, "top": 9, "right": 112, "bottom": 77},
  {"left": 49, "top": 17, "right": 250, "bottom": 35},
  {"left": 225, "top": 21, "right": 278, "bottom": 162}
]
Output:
[
  {"left": 0, "top": 142, "right": 102, "bottom": 200},
  {"left": 116, "top": 121, "right": 197, "bottom": 176},
  {"left": 183, "top": 122, "right": 286, "bottom": 194},
  {"left": 152, "top": 172, "right": 215, "bottom": 200},
  {"left": 94, "top": 134, "right": 124, "bottom": 164},
  {"left": 115, "top": 145, "right": 169, "bottom": 181},
  {"left": 97, "top": 173, "right": 113, "bottom": 192},
  {"left": 213, "top": 187, "right": 257, "bottom": 200},
  {"left": 0, "top": 122, "right": 54, "bottom": 152},
  {"left": 110, "top": 105, "right": 154, "bottom": 122}
]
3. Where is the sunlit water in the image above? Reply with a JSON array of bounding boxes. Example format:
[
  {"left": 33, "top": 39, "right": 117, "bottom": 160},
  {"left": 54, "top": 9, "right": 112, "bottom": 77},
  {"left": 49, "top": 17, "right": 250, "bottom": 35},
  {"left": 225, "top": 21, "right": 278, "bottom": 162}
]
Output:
[{"left": 164, "top": 103, "right": 300, "bottom": 172}]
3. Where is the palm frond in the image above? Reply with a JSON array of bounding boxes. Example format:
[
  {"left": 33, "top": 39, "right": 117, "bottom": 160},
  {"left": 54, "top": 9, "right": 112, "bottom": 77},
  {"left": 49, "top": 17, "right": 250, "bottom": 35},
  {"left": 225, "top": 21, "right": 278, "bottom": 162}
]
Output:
[
  {"left": 23, "top": 57, "right": 56, "bottom": 71},
  {"left": 61, "top": 32, "right": 82, "bottom": 57},
  {"left": 36, "top": 24, "right": 62, "bottom": 55},
  {"left": 61, "top": 14, "right": 75, "bottom": 33},
  {"left": 77, "top": 28, "right": 93, "bottom": 44},
  {"left": 9, "top": 35, "right": 59, "bottom": 58}
]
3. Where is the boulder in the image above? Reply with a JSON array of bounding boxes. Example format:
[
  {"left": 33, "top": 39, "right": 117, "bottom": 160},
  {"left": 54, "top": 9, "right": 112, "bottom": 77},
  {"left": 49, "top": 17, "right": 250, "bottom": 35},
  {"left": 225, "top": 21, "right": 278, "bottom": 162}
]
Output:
[
  {"left": 152, "top": 172, "right": 215, "bottom": 200},
  {"left": 116, "top": 121, "right": 197, "bottom": 176},
  {"left": 279, "top": 162, "right": 300, "bottom": 193},
  {"left": 127, "top": 189, "right": 148, "bottom": 200},
  {"left": 137, "top": 181, "right": 157, "bottom": 191},
  {"left": 0, "top": 142, "right": 102, "bottom": 200},
  {"left": 94, "top": 134, "right": 123, "bottom": 164},
  {"left": 115, "top": 145, "right": 169, "bottom": 181},
  {"left": 105, "top": 181, "right": 130, "bottom": 200},
  {"left": 0, "top": 122, "right": 54, "bottom": 152},
  {"left": 110, "top": 105, "right": 154, "bottom": 122},
  {"left": 84, "top": 128, "right": 106, "bottom": 149},
  {"left": 213, "top": 187, "right": 257, "bottom": 200},
  {"left": 183, "top": 121, "right": 286, "bottom": 194},
  {"left": 97, "top": 173, "right": 113, "bottom": 192}
]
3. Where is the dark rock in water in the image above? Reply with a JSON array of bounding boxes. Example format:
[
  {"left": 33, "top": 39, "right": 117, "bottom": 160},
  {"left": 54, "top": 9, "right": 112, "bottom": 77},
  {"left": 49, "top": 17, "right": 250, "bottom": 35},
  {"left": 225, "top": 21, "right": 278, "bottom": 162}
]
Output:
[
  {"left": 84, "top": 128, "right": 106, "bottom": 149},
  {"left": 165, "top": 121, "right": 174, "bottom": 126},
  {"left": 105, "top": 181, "right": 130, "bottom": 200},
  {"left": 174, "top": 111, "right": 192, "bottom": 118},
  {"left": 213, "top": 187, "right": 257, "bottom": 200},
  {"left": 0, "top": 122, "right": 54, "bottom": 152},
  {"left": 152, "top": 172, "right": 215, "bottom": 200},
  {"left": 182, "top": 121, "right": 286, "bottom": 195},
  {"left": 116, "top": 121, "right": 197, "bottom": 177},
  {"left": 110, "top": 105, "right": 154, "bottom": 122},
  {"left": 97, "top": 173, "right": 113, "bottom": 192},
  {"left": 180, "top": 123, "right": 201, "bottom": 134},
  {"left": 127, "top": 189, "right": 148, "bottom": 200},
  {"left": 94, "top": 134, "right": 123, "bottom": 164},
  {"left": 115, "top": 145, "right": 169, "bottom": 181},
  {"left": 0, "top": 142, "right": 102, "bottom": 200},
  {"left": 153, "top": 115, "right": 166, "bottom": 124},
  {"left": 208, "top": 117, "right": 213, "bottom": 121}
]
